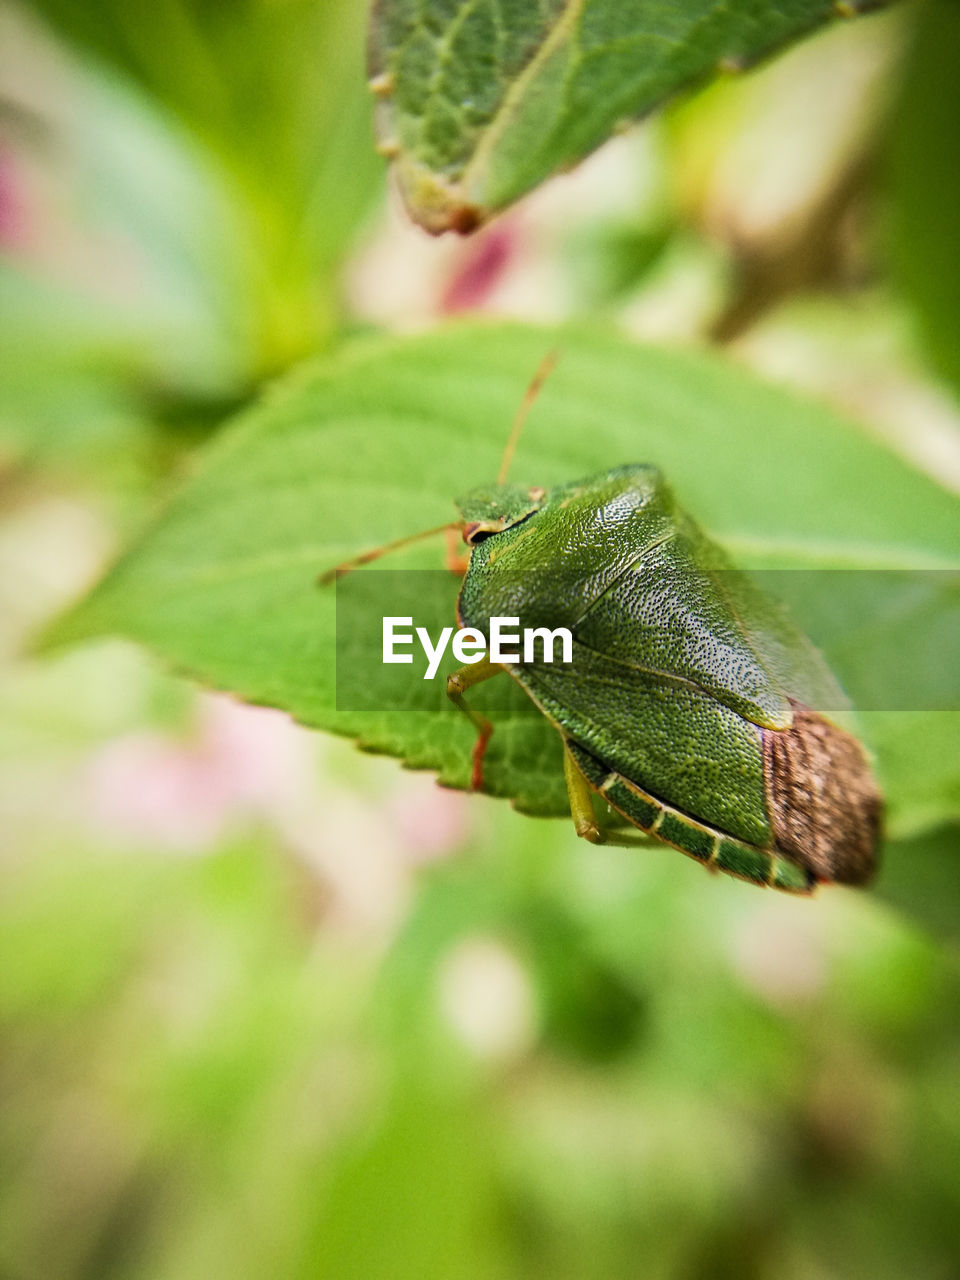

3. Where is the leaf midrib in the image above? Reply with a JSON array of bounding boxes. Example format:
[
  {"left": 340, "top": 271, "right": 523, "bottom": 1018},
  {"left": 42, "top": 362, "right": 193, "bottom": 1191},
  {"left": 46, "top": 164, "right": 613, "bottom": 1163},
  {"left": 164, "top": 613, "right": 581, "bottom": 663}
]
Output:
[{"left": 458, "top": 0, "right": 586, "bottom": 194}]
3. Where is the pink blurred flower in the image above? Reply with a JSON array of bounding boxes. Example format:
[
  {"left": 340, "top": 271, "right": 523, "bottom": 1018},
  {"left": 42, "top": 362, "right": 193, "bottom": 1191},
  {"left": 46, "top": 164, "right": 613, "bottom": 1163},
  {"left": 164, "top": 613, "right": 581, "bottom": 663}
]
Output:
[
  {"left": 386, "top": 775, "right": 470, "bottom": 864},
  {"left": 731, "top": 897, "right": 827, "bottom": 1006},
  {"left": 85, "top": 696, "right": 310, "bottom": 853},
  {"left": 440, "top": 222, "right": 520, "bottom": 314},
  {"left": 0, "top": 148, "right": 24, "bottom": 249}
]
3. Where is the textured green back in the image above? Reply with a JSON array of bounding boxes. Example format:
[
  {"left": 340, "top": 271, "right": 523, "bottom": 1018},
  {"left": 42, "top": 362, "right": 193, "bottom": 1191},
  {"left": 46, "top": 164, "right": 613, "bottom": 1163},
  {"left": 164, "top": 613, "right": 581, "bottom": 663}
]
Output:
[
  {"left": 527, "top": 641, "right": 772, "bottom": 846},
  {"left": 458, "top": 465, "right": 846, "bottom": 843}
]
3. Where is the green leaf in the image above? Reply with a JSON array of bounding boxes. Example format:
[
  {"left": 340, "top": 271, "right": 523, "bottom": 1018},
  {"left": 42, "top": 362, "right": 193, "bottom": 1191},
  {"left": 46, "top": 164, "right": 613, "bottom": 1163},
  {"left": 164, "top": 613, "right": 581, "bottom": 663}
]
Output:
[
  {"left": 876, "top": 824, "right": 960, "bottom": 947},
  {"left": 46, "top": 322, "right": 960, "bottom": 837},
  {"left": 862, "top": 713, "right": 960, "bottom": 840},
  {"left": 889, "top": 0, "right": 960, "bottom": 398},
  {"left": 369, "top": 0, "right": 887, "bottom": 233},
  {"left": 22, "top": 0, "right": 382, "bottom": 375}
]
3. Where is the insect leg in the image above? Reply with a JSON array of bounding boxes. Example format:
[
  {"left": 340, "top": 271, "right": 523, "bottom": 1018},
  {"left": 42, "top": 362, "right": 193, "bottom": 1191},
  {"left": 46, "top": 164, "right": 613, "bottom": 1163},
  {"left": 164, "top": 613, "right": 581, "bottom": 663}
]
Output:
[
  {"left": 563, "top": 743, "right": 604, "bottom": 843},
  {"left": 564, "top": 743, "right": 658, "bottom": 849},
  {"left": 446, "top": 655, "right": 504, "bottom": 790}
]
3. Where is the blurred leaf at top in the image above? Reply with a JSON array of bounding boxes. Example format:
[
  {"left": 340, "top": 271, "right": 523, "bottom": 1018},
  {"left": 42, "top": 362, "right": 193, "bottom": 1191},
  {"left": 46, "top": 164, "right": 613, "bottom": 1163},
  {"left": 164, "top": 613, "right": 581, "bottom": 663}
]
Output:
[
  {"left": 369, "top": 0, "right": 887, "bottom": 234},
  {"left": 889, "top": 0, "right": 960, "bottom": 400},
  {"left": 9, "top": 0, "right": 381, "bottom": 385}
]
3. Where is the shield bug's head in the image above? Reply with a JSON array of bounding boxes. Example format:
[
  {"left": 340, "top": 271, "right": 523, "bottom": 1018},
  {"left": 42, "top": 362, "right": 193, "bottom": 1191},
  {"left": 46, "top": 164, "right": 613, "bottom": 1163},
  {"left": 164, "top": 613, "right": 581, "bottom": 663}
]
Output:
[
  {"left": 454, "top": 349, "right": 558, "bottom": 546},
  {"left": 455, "top": 484, "right": 547, "bottom": 545}
]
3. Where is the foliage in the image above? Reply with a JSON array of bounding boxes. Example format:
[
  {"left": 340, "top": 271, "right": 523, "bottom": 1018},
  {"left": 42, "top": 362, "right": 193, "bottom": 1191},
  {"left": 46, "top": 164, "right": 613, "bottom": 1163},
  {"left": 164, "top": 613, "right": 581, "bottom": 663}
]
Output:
[
  {"left": 3, "top": 1, "right": 960, "bottom": 1278},
  {"left": 49, "top": 323, "right": 960, "bottom": 828},
  {"left": 6, "top": 0, "right": 379, "bottom": 398},
  {"left": 889, "top": 0, "right": 960, "bottom": 399},
  {"left": 370, "top": 0, "right": 888, "bottom": 230},
  {"left": 47, "top": 320, "right": 960, "bottom": 930}
]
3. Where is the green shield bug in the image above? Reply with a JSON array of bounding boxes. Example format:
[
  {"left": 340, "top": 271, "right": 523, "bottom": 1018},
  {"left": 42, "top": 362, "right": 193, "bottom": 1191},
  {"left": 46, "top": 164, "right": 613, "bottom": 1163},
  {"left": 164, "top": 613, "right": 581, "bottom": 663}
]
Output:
[{"left": 323, "top": 355, "right": 882, "bottom": 895}]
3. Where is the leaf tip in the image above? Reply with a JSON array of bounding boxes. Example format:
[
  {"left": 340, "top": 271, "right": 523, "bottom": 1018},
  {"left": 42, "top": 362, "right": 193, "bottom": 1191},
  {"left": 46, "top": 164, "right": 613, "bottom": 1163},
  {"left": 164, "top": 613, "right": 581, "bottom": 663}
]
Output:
[{"left": 387, "top": 156, "right": 486, "bottom": 235}]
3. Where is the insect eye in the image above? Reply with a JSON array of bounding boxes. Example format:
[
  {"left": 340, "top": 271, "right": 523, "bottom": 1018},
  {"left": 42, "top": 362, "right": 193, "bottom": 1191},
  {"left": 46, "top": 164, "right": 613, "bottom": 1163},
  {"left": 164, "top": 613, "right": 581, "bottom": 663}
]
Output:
[{"left": 463, "top": 522, "right": 494, "bottom": 546}]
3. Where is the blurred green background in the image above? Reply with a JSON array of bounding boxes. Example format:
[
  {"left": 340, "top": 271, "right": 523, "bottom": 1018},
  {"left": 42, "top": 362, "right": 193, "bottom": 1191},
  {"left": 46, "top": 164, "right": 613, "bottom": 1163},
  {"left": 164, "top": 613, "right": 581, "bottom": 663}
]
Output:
[{"left": 1, "top": 1, "right": 959, "bottom": 1277}]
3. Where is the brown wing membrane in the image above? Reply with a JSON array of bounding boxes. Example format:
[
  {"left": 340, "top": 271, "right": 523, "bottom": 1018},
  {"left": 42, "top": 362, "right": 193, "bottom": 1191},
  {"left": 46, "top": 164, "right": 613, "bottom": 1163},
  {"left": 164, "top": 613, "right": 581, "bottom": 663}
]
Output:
[{"left": 763, "top": 702, "right": 882, "bottom": 885}]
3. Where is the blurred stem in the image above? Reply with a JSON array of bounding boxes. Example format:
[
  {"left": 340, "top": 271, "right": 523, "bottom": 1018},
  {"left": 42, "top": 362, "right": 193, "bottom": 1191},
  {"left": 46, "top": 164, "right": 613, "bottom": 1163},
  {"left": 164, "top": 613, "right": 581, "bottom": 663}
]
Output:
[
  {"left": 238, "top": 181, "right": 337, "bottom": 377},
  {"left": 709, "top": 149, "right": 875, "bottom": 344},
  {"left": 21, "top": 0, "right": 358, "bottom": 379}
]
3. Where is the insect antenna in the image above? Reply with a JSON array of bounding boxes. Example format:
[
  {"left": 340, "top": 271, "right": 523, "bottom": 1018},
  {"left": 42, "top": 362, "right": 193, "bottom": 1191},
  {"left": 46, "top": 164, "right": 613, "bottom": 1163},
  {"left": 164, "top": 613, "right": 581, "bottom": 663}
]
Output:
[
  {"left": 318, "top": 521, "right": 460, "bottom": 585},
  {"left": 497, "top": 349, "right": 559, "bottom": 484}
]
